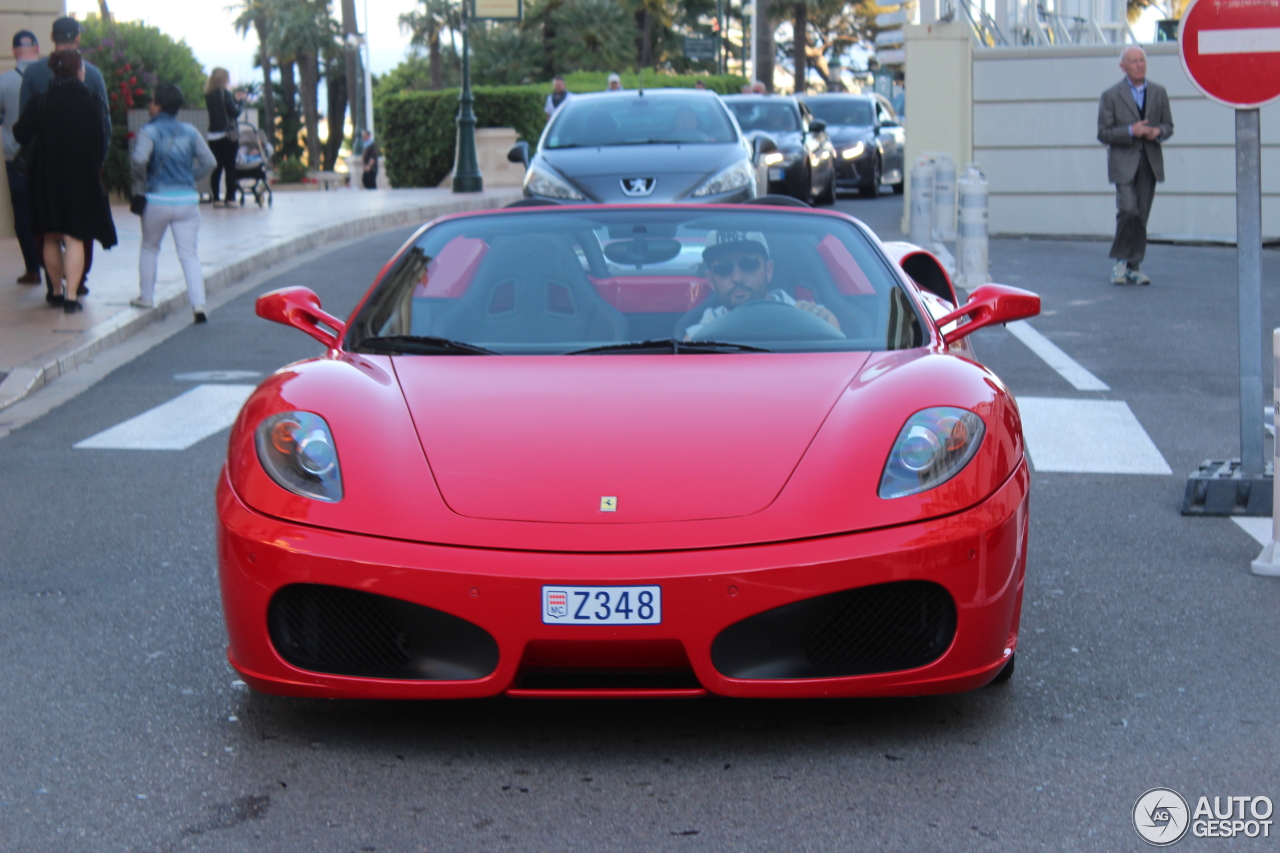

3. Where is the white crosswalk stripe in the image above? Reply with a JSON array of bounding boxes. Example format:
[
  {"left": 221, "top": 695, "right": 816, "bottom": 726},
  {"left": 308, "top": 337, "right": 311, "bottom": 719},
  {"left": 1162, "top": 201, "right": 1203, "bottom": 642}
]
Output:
[
  {"left": 74, "top": 384, "right": 255, "bottom": 451},
  {"left": 1006, "top": 321, "right": 1110, "bottom": 391},
  {"left": 1017, "top": 396, "right": 1172, "bottom": 475}
]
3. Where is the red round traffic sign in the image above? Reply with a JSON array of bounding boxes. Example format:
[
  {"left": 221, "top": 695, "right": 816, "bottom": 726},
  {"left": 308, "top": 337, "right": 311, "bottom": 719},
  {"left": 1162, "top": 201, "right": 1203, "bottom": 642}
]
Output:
[{"left": 1178, "top": 0, "right": 1280, "bottom": 108}]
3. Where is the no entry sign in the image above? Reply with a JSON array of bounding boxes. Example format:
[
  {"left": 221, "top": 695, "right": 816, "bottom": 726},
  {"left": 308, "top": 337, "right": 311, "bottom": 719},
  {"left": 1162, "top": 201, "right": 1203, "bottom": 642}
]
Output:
[{"left": 1178, "top": 0, "right": 1280, "bottom": 108}]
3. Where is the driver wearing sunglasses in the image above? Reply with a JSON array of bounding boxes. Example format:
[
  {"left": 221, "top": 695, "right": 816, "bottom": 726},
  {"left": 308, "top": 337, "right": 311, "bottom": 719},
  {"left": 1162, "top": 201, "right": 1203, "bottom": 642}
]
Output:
[{"left": 682, "top": 230, "right": 841, "bottom": 339}]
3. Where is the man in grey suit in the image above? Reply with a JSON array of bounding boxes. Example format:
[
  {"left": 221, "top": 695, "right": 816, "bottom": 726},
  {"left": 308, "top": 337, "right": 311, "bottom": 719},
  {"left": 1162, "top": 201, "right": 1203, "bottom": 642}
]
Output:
[{"left": 1097, "top": 46, "right": 1173, "bottom": 286}]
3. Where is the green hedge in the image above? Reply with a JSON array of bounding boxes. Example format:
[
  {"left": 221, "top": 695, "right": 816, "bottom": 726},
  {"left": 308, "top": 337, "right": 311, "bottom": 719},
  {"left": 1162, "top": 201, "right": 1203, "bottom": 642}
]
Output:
[{"left": 377, "top": 74, "right": 748, "bottom": 189}]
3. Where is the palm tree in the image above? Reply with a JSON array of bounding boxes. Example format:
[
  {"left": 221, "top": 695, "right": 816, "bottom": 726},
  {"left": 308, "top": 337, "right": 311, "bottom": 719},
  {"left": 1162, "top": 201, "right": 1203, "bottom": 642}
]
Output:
[
  {"left": 231, "top": 0, "right": 277, "bottom": 151},
  {"left": 270, "top": 0, "right": 339, "bottom": 169},
  {"left": 399, "top": 0, "right": 462, "bottom": 90},
  {"left": 550, "top": 0, "right": 636, "bottom": 72}
]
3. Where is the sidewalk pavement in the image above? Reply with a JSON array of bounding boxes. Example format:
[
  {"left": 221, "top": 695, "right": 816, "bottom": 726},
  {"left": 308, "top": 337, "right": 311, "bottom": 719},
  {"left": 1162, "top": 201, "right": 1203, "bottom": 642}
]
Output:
[{"left": 0, "top": 187, "right": 522, "bottom": 412}]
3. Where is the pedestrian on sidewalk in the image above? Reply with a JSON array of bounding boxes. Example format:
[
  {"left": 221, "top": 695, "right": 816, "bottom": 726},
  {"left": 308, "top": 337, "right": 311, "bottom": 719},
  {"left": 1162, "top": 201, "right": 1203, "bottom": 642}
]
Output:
[
  {"left": 544, "top": 76, "right": 573, "bottom": 118},
  {"left": 204, "top": 67, "right": 244, "bottom": 208},
  {"left": 19, "top": 16, "right": 110, "bottom": 304},
  {"left": 0, "top": 29, "right": 43, "bottom": 285},
  {"left": 360, "top": 129, "right": 378, "bottom": 190},
  {"left": 13, "top": 48, "right": 116, "bottom": 313},
  {"left": 1097, "top": 46, "right": 1173, "bottom": 286},
  {"left": 131, "top": 84, "right": 216, "bottom": 323}
]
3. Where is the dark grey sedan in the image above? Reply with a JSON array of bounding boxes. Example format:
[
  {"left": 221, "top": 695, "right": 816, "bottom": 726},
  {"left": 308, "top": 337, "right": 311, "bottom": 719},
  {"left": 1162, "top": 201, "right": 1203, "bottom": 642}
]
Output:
[
  {"left": 799, "top": 94, "right": 905, "bottom": 198},
  {"left": 509, "top": 89, "right": 761, "bottom": 204},
  {"left": 721, "top": 95, "right": 837, "bottom": 205}
]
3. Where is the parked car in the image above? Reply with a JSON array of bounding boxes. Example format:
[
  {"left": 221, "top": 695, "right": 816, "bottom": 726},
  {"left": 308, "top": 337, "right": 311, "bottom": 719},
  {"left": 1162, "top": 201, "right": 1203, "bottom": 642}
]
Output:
[
  {"left": 722, "top": 94, "right": 837, "bottom": 205},
  {"left": 800, "top": 93, "right": 905, "bottom": 197},
  {"left": 219, "top": 201, "right": 1041, "bottom": 699},
  {"left": 508, "top": 89, "right": 766, "bottom": 204}
]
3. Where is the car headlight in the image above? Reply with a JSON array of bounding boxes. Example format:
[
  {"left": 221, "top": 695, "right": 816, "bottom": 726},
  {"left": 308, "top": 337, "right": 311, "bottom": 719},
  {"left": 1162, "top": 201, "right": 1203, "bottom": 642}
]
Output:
[
  {"left": 692, "top": 160, "right": 755, "bottom": 197},
  {"left": 524, "top": 165, "right": 584, "bottom": 200},
  {"left": 878, "top": 407, "right": 985, "bottom": 499},
  {"left": 763, "top": 152, "right": 786, "bottom": 166},
  {"left": 255, "top": 411, "right": 343, "bottom": 502},
  {"left": 841, "top": 141, "right": 866, "bottom": 160}
]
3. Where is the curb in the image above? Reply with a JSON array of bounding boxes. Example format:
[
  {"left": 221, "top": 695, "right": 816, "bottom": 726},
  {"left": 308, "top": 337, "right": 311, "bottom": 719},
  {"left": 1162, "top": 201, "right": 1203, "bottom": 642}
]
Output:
[{"left": 0, "top": 189, "right": 523, "bottom": 412}]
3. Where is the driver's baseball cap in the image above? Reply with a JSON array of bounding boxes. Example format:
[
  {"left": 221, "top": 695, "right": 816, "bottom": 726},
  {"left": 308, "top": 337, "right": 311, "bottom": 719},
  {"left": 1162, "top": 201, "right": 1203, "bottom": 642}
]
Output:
[
  {"left": 12, "top": 30, "right": 38, "bottom": 48},
  {"left": 51, "top": 17, "right": 81, "bottom": 44},
  {"left": 702, "top": 229, "right": 770, "bottom": 263}
]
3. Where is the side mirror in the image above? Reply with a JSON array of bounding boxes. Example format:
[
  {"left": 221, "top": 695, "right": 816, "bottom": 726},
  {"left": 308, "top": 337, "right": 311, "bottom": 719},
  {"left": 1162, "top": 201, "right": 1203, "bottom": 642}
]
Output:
[
  {"left": 256, "top": 286, "right": 347, "bottom": 349},
  {"left": 752, "top": 133, "right": 779, "bottom": 161},
  {"left": 880, "top": 119, "right": 899, "bottom": 129},
  {"left": 936, "top": 284, "right": 1040, "bottom": 345},
  {"left": 808, "top": 120, "right": 826, "bottom": 134},
  {"left": 507, "top": 141, "right": 530, "bottom": 167}
]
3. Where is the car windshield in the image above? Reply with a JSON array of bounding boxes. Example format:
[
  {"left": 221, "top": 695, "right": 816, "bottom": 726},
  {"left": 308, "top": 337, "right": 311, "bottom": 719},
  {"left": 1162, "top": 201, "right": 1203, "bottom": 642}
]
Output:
[
  {"left": 545, "top": 95, "right": 737, "bottom": 148},
  {"left": 346, "top": 208, "right": 922, "bottom": 355},
  {"left": 726, "top": 102, "right": 801, "bottom": 133},
  {"left": 805, "top": 99, "right": 875, "bottom": 127}
]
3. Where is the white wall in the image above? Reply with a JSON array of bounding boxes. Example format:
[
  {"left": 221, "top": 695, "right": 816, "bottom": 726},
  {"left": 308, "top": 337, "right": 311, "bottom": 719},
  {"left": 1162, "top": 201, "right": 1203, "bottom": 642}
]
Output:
[{"left": 972, "top": 42, "right": 1280, "bottom": 241}]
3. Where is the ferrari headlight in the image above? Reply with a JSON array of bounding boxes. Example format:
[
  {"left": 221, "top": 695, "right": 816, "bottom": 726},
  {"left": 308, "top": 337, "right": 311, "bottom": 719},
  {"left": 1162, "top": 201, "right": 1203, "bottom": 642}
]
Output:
[
  {"left": 841, "top": 141, "right": 866, "bottom": 160},
  {"left": 255, "top": 411, "right": 343, "bottom": 502},
  {"left": 524, "top": 165, "right": 584, "bottom": 200},
  {"left": 878, "top": 407, "right": 985, "bottom": 499},
  {"left": 692, "top": 160, "right": 755, "bottom": 197}
]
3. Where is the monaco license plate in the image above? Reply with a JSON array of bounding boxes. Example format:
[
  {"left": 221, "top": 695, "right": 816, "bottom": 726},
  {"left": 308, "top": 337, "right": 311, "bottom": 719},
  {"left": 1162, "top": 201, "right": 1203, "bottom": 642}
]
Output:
[
  {"left": 542, "top": 585, "right": 661, "bottom": 625},
  {"left": 768, "top": 167, "right": 785, "bottom": 181}
]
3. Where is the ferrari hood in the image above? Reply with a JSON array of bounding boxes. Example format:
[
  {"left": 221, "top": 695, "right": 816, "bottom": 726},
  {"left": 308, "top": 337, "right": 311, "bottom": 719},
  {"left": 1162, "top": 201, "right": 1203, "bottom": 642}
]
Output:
[{"left": 393, "top": 355, "right": 869, "bottom": 524}]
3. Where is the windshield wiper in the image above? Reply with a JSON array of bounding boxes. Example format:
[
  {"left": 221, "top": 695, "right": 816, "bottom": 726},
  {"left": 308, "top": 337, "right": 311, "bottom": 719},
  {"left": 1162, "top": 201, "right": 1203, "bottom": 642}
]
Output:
[
  {"left": 568, "top": 338, "right": 772, "bottom": 355},
  {"left": 359, "top": 335, "right": 498, "bottom": 355}
]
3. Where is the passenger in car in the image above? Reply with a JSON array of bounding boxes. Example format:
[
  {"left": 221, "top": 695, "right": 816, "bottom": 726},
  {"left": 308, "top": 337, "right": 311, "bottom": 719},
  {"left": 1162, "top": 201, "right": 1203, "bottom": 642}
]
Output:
[{"left": 680, "top": 230, "right": 841, "bottom": 339}]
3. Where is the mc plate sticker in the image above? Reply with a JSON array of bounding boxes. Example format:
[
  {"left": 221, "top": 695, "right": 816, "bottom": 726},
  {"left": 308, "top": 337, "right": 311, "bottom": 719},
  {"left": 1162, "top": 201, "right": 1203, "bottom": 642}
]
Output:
[{"left": 542, "top": 585, "right": 661, "bottom": 625}]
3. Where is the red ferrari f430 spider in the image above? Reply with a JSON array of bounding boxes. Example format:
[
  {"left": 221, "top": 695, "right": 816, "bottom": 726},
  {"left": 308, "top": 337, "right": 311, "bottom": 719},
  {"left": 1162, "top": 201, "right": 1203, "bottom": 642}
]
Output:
[{"left": 217, "top": 203, "right": 1039, "bottom": 700}]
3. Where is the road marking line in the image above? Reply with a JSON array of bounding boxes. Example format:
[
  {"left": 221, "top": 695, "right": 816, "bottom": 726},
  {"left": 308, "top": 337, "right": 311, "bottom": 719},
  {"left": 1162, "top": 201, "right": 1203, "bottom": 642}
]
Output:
[
  {"left": 1233, "top": 517, "right": 1272, "bottom": 547},
  {"left": 1006, "top": 321, "right": 1110, "bottom": 391},
  {"left": 1199, "top": 28, "right": 1280, "bottom": 55},
  {"left": 1018, "top": 397, "right": 1171, "bottom": 474},
  {"left": 75, "top": 384, "right": 255, "bottom": 451}
]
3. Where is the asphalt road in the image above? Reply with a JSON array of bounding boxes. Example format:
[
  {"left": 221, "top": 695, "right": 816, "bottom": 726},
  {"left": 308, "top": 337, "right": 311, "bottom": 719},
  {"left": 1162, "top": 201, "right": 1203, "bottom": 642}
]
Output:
[{"left": 2, "top": 194, "right": 1279, "bottom": 852}]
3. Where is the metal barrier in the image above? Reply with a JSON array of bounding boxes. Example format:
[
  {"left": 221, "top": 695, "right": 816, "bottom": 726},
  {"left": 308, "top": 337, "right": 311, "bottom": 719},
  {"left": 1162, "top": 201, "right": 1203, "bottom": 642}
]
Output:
[
  {"left": 1251, "top": 327, "right": 1280, "bottom": 576},
  {"left": 908, "top": 156, "right": 935, "bottom": 249},
  {"left": 956, "top": 163, "right": 990, "bottom": 288}
]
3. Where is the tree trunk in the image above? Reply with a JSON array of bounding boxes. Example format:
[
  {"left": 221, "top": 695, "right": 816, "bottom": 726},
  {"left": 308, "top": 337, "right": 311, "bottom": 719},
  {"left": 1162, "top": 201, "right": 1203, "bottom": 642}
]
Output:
[
  {"left": 340, "top": 0, "right": 360, "bottom": 139},
  {"left": 429, "top": 33, "right": 442, "bottom": 89},
  {"left": 97, "top": 0, "right": 112, "bottom": 22},
  {"left": 756, "top": 0, "right": 774, "bottom": 92},
  {"left": 323, "top": 57, "right": 347, "bottom": 171},
  {"left": 297, "top": 52, "right": 322, "bottom": 169},
  {"left": 793, "top": 3, "right": 807, "bottom": 94},
  {"left": 254, "top": 21, "right": 276, "bottom": 154}
]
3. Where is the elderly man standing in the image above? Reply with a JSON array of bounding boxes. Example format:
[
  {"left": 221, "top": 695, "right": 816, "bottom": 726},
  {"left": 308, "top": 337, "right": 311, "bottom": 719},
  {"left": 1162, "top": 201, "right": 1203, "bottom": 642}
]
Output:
[
  {"left": 1097, "top": 46, "right": 1173, "bottom": 286},
  {"left": 0, "top": 30, "right": 42, "bottom": 285}
]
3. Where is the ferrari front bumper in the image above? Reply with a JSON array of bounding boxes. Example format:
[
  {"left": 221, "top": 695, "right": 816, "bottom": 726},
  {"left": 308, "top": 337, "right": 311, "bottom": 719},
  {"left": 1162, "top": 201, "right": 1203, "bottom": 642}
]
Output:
[{"left": 217, "top": 461, "right": 1029, "bottom": 699}]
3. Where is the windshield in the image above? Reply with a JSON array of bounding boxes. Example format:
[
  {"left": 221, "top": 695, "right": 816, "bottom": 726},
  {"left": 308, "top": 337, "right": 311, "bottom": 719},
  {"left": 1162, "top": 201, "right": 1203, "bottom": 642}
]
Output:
[
  {"left": 347, "top": 208, "right": 922, "bottom": 355},
  {"left": 804, "top": 98, "right": 875, "bottom": 127},
  {"left": 545, "top": 95, "right": 737, "bottom": 149},
  {"left": 726, "top": 101, "right": 801, "bottom": 133}
]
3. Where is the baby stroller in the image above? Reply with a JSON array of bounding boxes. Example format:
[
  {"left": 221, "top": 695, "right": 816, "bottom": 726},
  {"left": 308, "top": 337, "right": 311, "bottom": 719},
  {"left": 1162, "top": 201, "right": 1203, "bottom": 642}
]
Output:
[{"left": 232, "top": 120, "right": 273, "bottom": 207}]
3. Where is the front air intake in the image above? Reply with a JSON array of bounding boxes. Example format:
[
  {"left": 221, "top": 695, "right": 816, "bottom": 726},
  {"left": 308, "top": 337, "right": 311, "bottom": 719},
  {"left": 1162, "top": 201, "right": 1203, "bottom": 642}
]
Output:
[
  {"left": 711, "top": 581, "right": 956, "bottom": 679},
  {"left": 267, "top": 584, "right": 498, "bottom": 680}
]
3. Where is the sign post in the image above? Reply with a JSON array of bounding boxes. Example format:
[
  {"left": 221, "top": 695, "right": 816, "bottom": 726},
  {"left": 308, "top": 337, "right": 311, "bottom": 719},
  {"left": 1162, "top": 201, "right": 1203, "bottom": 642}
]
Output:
[
  {"left": 1178, "top": 0, "right": 1280, "bottom": 516},
  {"left": 453, "top": 0, "right": 523, "bottom": 193}
]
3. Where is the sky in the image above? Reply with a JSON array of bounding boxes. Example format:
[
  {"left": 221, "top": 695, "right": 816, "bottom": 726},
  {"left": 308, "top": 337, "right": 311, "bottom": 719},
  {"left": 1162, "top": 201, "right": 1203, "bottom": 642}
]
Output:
[{"left": 65, "top": 0, "right": 421, "bottom": 87}]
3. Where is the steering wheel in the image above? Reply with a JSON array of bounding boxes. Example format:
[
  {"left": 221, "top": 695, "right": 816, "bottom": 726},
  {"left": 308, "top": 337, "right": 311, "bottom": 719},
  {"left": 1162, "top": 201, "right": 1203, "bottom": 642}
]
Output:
[{"left": 690, "top": 298, "right": 846, "bottom": 342}]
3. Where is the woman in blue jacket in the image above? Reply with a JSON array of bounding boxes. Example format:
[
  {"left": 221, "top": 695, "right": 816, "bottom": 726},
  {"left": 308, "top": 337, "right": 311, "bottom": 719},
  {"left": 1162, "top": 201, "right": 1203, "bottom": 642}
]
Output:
[{"left": 130, "top": 83, "right": 216, "bottom": 321}]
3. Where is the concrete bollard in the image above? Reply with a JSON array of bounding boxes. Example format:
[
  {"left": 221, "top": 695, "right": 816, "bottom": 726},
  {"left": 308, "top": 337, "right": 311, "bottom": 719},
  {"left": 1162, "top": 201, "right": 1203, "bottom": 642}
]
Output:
[
  {"left": 1251, "top": 327, "right": 1280, "bottom": 577},
  {"left": 931, "top": 153, "right": 957, "bottom": 243},
  {"left": 956, "top": 163, "right": 990, "bottom": 288},
  {"left": 908, "top": 156, "right": 935, "bottom": 248}
]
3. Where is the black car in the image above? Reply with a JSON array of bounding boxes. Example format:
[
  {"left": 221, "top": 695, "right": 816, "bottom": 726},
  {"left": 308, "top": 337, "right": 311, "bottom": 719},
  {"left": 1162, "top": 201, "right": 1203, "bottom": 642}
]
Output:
[
  {"left": 721, "top": 95, "right": 837, "bottom": 205},
  {"left": 799, "top": 93, "right": 905, "bottom": 198},
  {"left": 509, "top": 89, "right": 763, "bottom": 204}
]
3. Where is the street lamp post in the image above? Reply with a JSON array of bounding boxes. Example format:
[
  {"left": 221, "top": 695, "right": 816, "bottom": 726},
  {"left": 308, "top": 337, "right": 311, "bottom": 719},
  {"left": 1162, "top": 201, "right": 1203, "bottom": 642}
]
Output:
[{"left": 452, "top": 0, "right": 483, "bottom": 193}]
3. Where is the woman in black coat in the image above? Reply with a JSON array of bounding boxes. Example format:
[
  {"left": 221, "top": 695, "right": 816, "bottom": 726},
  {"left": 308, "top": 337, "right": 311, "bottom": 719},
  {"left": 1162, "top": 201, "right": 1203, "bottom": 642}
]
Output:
[
  {"left": 13, "top": 48, "right": 117, "bottom": 312},
  {"left": 204, "top": 67, "right": 244, "bottom": 206}
]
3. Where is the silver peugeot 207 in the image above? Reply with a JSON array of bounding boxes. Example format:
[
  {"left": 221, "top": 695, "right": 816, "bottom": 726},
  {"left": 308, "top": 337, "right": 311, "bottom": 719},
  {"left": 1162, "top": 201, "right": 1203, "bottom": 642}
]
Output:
[{"left": 509, "top": 89, "right": 770, "bottom": 204}]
